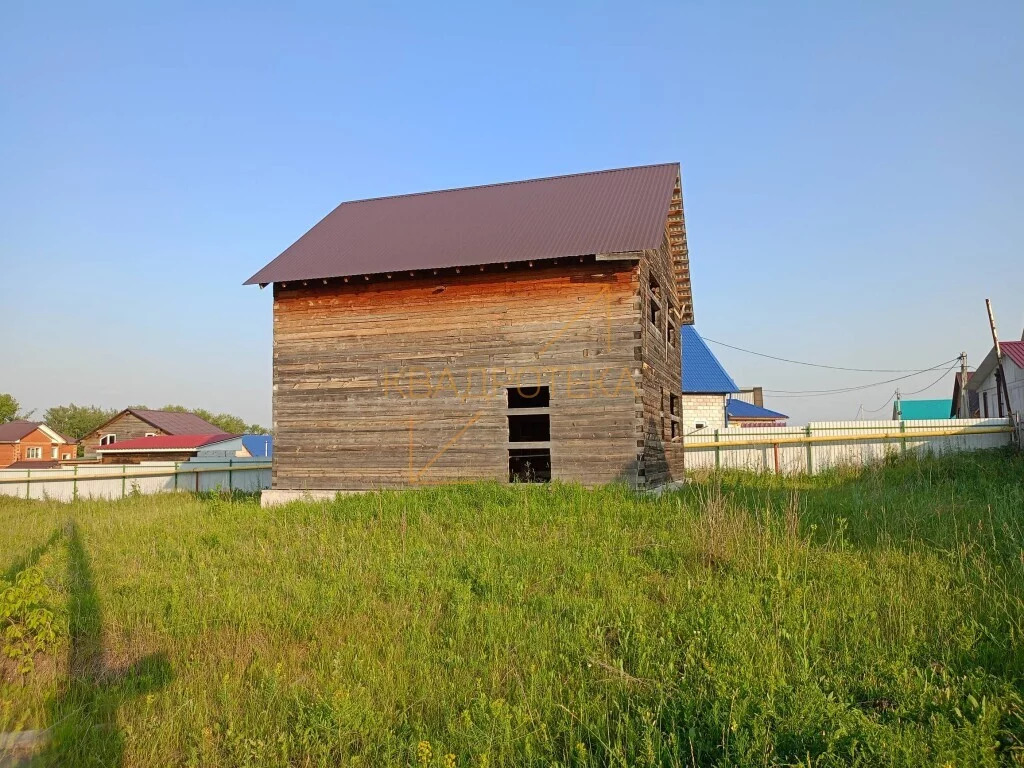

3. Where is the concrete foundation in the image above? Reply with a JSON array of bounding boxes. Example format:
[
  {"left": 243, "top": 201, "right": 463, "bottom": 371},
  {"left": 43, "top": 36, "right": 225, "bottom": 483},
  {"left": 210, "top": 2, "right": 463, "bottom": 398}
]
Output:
[{"left": 259, "top": 488, "right": 363, "bottom": 507}]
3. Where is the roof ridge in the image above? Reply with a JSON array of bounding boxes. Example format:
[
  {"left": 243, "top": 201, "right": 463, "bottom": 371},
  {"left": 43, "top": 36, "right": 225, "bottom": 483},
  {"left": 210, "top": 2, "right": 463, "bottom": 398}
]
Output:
[{"left": 329, "top": 162, "right": 680, "bottom": 208}]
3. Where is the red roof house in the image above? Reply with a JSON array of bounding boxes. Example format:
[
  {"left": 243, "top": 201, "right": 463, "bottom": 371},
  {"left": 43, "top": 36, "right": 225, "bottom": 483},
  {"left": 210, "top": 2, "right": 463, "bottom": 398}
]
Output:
[
  {"left": 94, "top": 434, "right": 241, "bottom": 464},
  {"left": 80, "top": 408, "right": 228, "bottom": 458},
  {"left": 967, "top": 339, "right": 1024, "bottom": 418}
]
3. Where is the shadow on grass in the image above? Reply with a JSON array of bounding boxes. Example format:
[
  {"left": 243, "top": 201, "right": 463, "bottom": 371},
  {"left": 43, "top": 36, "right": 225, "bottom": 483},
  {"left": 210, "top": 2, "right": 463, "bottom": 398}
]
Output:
[
  {"left": 40, "top": 522, "right": 172, "bottom": 766},
  {"left": 2, "top": 528, "right": 64, "bottom": 583}
]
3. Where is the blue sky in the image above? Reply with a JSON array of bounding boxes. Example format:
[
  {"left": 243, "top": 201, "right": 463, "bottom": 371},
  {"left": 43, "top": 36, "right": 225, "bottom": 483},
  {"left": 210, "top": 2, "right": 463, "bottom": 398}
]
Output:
[{"left": 2, "top": 0, "right": 1021, "bottom": 426}]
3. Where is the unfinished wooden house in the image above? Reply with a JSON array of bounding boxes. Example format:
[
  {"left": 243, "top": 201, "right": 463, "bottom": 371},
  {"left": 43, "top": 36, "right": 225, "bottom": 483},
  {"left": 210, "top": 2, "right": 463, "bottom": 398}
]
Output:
[{"left": 246, "top": 163, "right": 694, "bottom": 501}]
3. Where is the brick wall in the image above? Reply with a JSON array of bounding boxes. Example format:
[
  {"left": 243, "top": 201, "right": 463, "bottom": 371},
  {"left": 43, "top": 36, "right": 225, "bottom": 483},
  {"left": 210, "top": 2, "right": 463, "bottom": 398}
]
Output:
[{"left": 681, "top": 393, "right": 727, "bottom": 432}]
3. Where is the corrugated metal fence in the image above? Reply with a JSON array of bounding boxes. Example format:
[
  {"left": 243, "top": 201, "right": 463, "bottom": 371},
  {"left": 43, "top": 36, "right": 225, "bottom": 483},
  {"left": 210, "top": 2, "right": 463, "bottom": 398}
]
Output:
[
  {"left": 0, "top": 460, "right": 271, "bottom": 502},
  {"left": 684, "top": 418, "right": 1015, "bottom": 475}
]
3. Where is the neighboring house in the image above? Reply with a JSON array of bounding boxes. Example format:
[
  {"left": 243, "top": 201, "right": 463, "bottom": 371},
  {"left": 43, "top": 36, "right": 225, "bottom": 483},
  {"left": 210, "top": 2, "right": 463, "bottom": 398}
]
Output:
[
  {"left": 0, "top": 421, "right": 77, "bottom": 468},
  {"left": 680, "top": 325, "right": 738, "bottom": 432},
  {"left": 196, "top": 435, "right": 253, "bottom": 458},
  {"left": 726, "top": 399, "right": 789, "bottom": 427},
  {"left": 245, "top": 163, "right": 694, "bottom": 493},
  {"left": 80, "top": 408, "right": 227, "bottom": 458},
  {"left": 950, "top": 372, "right": 980, "bottom": 418},
  {"left": 95, "top": 434, "right": 241, "bottom": 464},
  {"left": 240, "top": 434, "right": 273, "bottom": 458},
  {"left": 893, "top": 399, "right": 953, "bottom": 420},
  {"left": 967, "top": 339, "right": 1024, "bottom": 419}
]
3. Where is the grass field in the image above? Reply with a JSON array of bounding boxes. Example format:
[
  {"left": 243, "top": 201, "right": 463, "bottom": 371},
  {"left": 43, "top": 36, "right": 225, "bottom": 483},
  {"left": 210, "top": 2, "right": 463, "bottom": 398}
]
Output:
[{"left": 1, "top": 450, "right": 1023, "bottom": 767}]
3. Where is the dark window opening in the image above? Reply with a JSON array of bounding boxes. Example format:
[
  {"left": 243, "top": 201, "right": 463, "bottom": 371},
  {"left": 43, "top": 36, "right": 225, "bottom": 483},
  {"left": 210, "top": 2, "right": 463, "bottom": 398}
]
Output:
[
  {"left": 671, "top": 421, "right": 679, "bottom": 439},
  {"left": 982, "top": 392, "right": 989, "bottom": 418},
  {"left": 509, "top": 448, "right": 551, "bottom": 483},
  {"left": 669, "top": 394, "right": 679, "bottom": 416},
  {"left": 997, "top": 374, "right": 1005, "bottom": 417},
  {"left": 667, "top": 322, "right": 677, "bottom": 347},
  {"left": 649, "top": 299, "right": 661, "bottom": 328},
  {"left": 507, "top": 385, "right": 550, "bottom": 408},
  {"left": 649, "top": 276, "right": 661, "bottom": 298},
  {"left": 508, "top": 414, "right": 550, "bottom": 442}
]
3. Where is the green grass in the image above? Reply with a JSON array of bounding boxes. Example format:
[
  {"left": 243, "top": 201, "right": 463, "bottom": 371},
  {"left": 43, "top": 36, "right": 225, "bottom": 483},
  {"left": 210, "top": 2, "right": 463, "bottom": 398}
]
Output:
[{"left": 1, "top": 450, "right": 1023, "bottom": 766}]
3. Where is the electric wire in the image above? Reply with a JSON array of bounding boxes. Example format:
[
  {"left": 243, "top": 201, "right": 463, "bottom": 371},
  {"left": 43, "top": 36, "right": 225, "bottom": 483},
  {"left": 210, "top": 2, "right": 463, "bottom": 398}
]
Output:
[
  {"left": 860, "top": 390, "right": 899, "bottom": 414},
  {"left": 702, "top": 337, "right": 955, "bottom": 373},
  {"left": 762, "top": 358, "right": 960, "bottom": 397},
  {"left": 900, "top": 361, "right": 961, "bottom": 396}
]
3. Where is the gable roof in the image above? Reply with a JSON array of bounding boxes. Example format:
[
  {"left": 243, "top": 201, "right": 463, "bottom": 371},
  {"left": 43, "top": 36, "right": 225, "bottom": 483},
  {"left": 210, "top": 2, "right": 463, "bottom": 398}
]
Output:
[
  {"left": 240, "top": 434, "right": 273, "bottom": 458},
  {"left": 244, "top": 163, "right": 681, "bottom": 286},
  {"left": 726, "top": 399, "right": 788, "bottom": 420},
  {"left": 89, "top": 408, "right": 228, "bottom": 438},
  {"left": 95, "top": 434, "right": 239, "bottom": 453},
  {"left": 0, "top": 420, "right": 41, "bottom": 443},
  {"left": 127, "top": 409, "right": 226, "bottom": 435},
  {"left": 681, "top": 326, "right": 739, "bottom": 393},
  {"left": 895, "top": 399, "right": 952, "bottom": 420},
  {"left": 0, "top": 421, "right": 70, "bottom": 444},
  {"left": 967, "top": 340, "right": 1024, "bottom": 391},
  {"left": 1002, "top": 340, "right": 1024, "bottom": 369}
]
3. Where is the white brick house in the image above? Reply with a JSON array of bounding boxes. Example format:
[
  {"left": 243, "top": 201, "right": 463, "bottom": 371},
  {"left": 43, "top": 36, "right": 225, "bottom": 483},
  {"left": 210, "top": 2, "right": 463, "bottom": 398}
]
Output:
[{"left": 681, "top": 327, "right": 737, "bottom": 432}]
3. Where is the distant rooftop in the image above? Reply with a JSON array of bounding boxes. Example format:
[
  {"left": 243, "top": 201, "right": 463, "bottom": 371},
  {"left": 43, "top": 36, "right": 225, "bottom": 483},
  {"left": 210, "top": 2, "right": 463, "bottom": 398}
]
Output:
[
  {"left": 895, "top": 399, "right": 952, "bottom": 420},
  {"left": 726, "top": 399, "right": 788, "bottom": 420},
  {"left": 96, "top": 434, "right": 239, "bottom": 452},
  {"left": 682, "top": 326, "right": 739, "bottom": 393}
]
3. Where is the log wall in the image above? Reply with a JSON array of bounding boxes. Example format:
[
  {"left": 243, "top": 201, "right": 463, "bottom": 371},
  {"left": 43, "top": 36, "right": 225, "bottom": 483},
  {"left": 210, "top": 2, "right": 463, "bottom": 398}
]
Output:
[
  {"left": 271, "top": 259, "right": 647, "bottom": 490},
  {"left": 639, "top": 232, "right": 686, "bottom": 487}
]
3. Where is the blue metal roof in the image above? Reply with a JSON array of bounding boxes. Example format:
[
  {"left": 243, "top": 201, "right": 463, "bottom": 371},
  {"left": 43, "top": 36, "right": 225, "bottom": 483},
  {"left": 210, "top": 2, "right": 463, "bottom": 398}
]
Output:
[
  {"left": 681, "top": 326, "right": 740, "bottom": 393},
  {"left": 241, "top": 434, "right": 274, "bottom": 458},
  {"left": 726, "top": 399, "right": 788, "bottom": 419}
]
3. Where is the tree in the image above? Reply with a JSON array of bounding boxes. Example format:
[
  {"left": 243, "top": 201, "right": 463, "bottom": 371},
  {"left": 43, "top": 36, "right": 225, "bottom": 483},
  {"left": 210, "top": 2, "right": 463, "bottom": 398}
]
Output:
[
  {"left": 160, "top": 405, "right": 270, "bottom": 435},
  {"left": 0, "top": 393, "right": 20, "bottom": 424},
  {"left": 43, "top": 404, "right": 118, "bottom": 440}
]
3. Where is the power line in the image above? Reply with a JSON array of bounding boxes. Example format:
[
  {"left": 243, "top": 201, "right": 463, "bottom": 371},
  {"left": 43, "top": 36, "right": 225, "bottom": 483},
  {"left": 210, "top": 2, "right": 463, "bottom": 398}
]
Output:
[
  {"left": 901, "top": 361, "right": 960, "bottom": 396},
  {"left": 702, "top": 337, "right": 952, "bottom": 373},
  {"left": 762, "top": 358, "right": 960, "bottom": 397},
  {"left": 861, "top": 390, "right": 898, "bottom": 413}
]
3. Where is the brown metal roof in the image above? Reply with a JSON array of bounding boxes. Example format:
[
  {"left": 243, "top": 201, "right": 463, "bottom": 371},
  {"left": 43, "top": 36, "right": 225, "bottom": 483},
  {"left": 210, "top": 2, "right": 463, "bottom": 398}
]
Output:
[
  {"left": 0, "top": 420, "right": 41, "bottom": 443},
  {"left": 244, "top": 163, "right": 680, "bottom": 285},
  {"left": 126, "top": 409, "right": 228, "bottom": 435}
]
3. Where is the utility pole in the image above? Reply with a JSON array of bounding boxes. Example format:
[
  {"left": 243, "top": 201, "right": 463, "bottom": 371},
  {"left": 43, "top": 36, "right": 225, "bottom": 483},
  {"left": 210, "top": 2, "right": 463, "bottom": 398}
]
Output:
[
  {"left": 959, "top": 351, "right": 969, "bottom": 418},
  {"left": 894, "top": 388, "right": 901, "bottom": 420},
  {"left": 985, "top": 298, "right": 1014, "bottom": 420}
]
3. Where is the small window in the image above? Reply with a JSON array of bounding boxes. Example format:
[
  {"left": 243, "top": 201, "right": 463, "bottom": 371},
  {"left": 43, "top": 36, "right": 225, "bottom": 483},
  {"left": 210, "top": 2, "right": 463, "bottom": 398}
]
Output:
[
  {"left": 100, "top": 434, "right": 116, "bottom": 445},
  {"left": 666, "top": 322, "right": 677, "bottom": 348},
  {"left": 669, "top": 394, "right": 679, "bottom": 417},
  {"left": 649, "top": 276, "right": 661, "bottom": 298},
  {"left": 648, "top": 276, "right": 662, "bottom": 330},
  {"left": 508, "top": 414, "right": 551, "bottom": 442},
  {"left": 62, "top": 453, "right": 71, "bottom": 460},
  {"left": 982, "top": 392, "right": 989, "bottom": 418},
  {"left": 509, "top": 448, "right": 551, "bottom": 482},
  {"left": 26, "top": 447, "right": 42, "bottom": 459},
  {"left": 695, "top": 421, "right": 707, "bottom": 430},
  {"left": 649, "top": 298, "right": 661, "bottom": 329},
  {"left": 671, "top": 421, "right": 679, "bottom": 439},
  {"left": 51, "top": 446, "right": 58, "bottom": 459},
  {"left": 507, "top": 385, "right": 550, "bottom": 409},
  {"left": 145, "top": 432, "right": 157, "bottom": 437}
]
